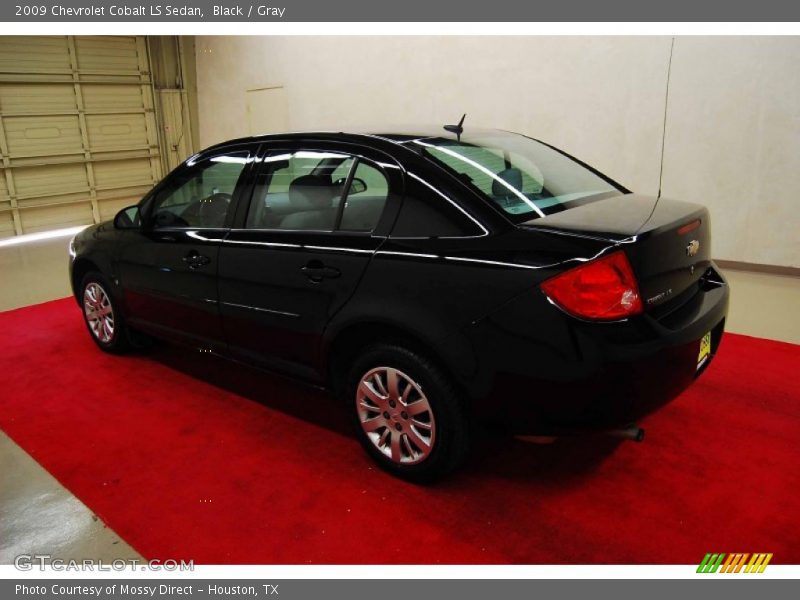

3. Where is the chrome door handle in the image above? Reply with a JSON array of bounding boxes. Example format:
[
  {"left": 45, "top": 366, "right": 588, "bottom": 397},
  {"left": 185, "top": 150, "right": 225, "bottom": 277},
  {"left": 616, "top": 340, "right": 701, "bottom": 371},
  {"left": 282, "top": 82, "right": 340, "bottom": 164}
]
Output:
[{"left": 301, "top": 261, "right": 341, "bottom": 282}]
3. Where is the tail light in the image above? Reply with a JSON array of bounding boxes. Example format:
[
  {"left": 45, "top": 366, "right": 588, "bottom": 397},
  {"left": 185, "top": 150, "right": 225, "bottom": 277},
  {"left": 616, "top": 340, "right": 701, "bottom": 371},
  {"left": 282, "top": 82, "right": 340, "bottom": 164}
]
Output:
[{"left": 540, "top": 250, "right": 643, "bottom": 320}]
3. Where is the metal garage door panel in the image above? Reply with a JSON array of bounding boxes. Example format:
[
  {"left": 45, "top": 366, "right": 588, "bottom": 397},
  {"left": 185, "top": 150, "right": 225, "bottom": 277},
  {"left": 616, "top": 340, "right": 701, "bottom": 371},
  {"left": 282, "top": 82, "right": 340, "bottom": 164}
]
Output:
[
  {"left": 0, "top": 166, "right": 12, "bottom": 236},
  {"left": 0, "top": 36, "right": 71, "bottom": 73},
  {"left": 20, "top": 202, "right": 94, "bottom": 234},
  {"left": 3, "top": 115, "right": 83, "bottom": 159},
  {"left": 0, "top": 215, "right": 14, "bottom": 238},
  {"left": 85, "top": 113, "right": 149, "bottom": 152},
  {"left": 81, "top": 84, "right": 144, "bottom": 111},
  {"left": 12, "top": 163, "right": 89, "bottom": 200},
  {"left": 93, "top": 157, "right": 153, "bottom": 190},
  {"left": 0, "top": 173, "right": 11, "bottom": 237},
  {"left": 0, "top": 83, "right": 76, "bottom": 114},
  {"left": 74, "top": 37, "right": 140, "bottom": 72}
]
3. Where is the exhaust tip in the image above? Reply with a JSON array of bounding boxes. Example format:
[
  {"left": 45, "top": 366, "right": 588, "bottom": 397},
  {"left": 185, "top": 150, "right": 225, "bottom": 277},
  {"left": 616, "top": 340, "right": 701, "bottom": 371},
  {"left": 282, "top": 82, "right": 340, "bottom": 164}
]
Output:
[{"left": 608, "top": 425, "right": 645, "bottom": 443}]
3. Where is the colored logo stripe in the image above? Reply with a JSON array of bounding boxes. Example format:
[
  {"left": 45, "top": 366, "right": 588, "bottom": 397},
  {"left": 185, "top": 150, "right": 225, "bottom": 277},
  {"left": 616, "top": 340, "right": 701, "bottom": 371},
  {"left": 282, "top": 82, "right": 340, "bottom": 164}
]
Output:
[
  {"left": 697, "top": 553, "right": 725, "bottom": 573},
  {"left": 697, "top": 553, "right": 772, "bottom": 573}
]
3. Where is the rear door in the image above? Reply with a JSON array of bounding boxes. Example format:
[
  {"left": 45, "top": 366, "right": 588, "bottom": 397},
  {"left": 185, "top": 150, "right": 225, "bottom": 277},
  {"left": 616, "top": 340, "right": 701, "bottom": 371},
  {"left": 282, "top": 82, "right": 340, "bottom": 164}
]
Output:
[
  {"left": 116, "top": 145, "right": 255, "bottom": 349},
  {"left": 217, "top": 141, "right": 403, "bottom": 379}
]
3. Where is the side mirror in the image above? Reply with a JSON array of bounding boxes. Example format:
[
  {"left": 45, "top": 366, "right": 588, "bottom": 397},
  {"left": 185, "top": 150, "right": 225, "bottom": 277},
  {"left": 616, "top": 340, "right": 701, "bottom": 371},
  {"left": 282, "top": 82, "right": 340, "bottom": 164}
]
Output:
[
  {"left": 114, "top": 205, "right": 141, "bottom": 230},
  {"left": 349, "top": 177, "right": 367, "bottom": 195}
]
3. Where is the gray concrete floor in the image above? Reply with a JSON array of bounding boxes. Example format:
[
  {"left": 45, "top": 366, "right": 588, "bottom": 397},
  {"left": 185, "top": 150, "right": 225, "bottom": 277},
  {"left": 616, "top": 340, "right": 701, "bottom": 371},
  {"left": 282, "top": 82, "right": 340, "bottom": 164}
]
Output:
[
  {"left": 0, "top": 235, "right": 73, "bottom": 312},
  {"left": 0, "top": 231, "right": 797, "bottom": 564},
  {"left": 0, "top": 431, "right": 141, "bottom": 564}
]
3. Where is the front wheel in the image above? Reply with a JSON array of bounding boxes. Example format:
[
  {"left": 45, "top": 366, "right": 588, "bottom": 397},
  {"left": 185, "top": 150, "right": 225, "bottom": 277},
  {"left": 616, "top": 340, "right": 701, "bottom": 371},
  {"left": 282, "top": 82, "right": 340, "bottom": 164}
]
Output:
[
  {"left": 345, "top": 344, "right": 470, "bottom": 482},
  {"left": 80, "top": 272, "right": 131, "bottom": 354}
]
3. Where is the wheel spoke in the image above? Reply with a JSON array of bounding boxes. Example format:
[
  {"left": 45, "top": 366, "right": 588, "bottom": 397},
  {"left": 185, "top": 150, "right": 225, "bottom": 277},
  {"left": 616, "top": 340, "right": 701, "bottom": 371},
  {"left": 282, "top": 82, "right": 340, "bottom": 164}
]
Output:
[
  {"left": 406, "top": 427, "right": 431, "bottom": 451},
  {"left": 373, "top": 373, "right": 389, "bottom": 398},
  {"left": 358, "top": 398, "right": 380, "bottom": 414},
  {"left": 411, "top": 418, "right": 432, "bottom": 431},
  {"left": 358, "top": 380, "right": 385, "bottom": 405},
  {"left": 406, "top": 399, "right": 429, "bottom": 417},
  {"left": 362, "top": 417, "right": 385, "bottom": 432},
  {"left": 401, "top": 434, "right": 415, "bottom": 458},
  {"left": 378, "top": 428, "right": 391, "bottom": 448},
  {"left": 390, "top": 432, "right": 402, "bottom": 463},
  {"left": 400, "top": 381, "right": 414, "bottom": 405},
  {"left": 386, "top": 368, "right": 400, "bottom": 400}
]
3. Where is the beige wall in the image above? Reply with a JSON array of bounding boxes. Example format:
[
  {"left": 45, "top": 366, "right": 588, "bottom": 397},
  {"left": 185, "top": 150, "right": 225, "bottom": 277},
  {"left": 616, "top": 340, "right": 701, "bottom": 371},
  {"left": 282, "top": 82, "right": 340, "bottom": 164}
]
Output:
[{"left": 195, "top": 36, "right": 800, "bottom": 268}]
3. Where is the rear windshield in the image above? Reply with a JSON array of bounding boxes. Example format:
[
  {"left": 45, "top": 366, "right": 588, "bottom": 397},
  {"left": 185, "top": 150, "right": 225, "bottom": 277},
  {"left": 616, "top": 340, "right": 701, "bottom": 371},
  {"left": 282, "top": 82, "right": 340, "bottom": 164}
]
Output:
[{"left": 414, "top": 132, "right": 623, "bottom": 221}]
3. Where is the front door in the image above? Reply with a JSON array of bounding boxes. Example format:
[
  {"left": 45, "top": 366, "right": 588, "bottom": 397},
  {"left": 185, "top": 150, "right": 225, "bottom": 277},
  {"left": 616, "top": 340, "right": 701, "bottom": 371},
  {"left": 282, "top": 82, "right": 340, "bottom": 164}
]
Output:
[
  {"left": 116, "top": 146, "right": 254, "bottom": 349},
  {"left": 217, "top": 143, "right": 401, "bottom": 379}
]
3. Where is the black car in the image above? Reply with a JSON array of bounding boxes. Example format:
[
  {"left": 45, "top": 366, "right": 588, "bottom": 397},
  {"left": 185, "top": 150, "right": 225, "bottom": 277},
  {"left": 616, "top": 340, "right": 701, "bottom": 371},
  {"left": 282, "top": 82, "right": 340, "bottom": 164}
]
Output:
[{"left": 69, "top": 126, "right": 729, "bottom": 481}]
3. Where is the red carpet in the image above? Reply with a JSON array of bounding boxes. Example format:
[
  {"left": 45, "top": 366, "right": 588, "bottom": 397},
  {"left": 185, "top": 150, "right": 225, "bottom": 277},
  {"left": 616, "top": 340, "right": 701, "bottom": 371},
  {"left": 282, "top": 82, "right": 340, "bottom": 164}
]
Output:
[{"left": 1, "top": 298, "right": 798, "bottom": 564}]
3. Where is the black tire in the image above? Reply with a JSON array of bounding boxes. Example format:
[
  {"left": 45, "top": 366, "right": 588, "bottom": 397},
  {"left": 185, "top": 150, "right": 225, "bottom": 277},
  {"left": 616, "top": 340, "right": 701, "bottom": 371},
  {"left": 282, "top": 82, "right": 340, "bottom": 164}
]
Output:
[
  {"left": 344, "top": 343, "right": 470, "bottom": 483},
  {"left": 79, "top": 271, "right": 132, "bottom": 354}
]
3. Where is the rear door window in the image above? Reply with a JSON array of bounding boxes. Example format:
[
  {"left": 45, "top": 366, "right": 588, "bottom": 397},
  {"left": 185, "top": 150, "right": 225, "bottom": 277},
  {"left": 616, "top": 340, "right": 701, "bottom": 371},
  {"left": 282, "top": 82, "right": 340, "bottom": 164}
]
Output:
[{"left": 246, "top": 150, "right": 389, "bottom": 233}]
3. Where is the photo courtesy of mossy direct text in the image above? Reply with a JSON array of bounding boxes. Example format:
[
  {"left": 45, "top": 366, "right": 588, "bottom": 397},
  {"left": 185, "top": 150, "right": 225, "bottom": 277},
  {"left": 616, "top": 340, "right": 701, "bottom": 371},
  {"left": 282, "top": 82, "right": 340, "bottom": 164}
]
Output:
[{"left": 15, "top": 584, "right": 277, "bottom": 597}]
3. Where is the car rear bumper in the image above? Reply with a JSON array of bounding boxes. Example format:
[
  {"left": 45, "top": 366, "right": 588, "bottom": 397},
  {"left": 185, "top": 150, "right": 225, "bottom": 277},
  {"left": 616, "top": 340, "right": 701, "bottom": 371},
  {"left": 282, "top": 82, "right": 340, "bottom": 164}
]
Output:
[{"left": 461, "top": 264, "right": 730, "bottom": 433}]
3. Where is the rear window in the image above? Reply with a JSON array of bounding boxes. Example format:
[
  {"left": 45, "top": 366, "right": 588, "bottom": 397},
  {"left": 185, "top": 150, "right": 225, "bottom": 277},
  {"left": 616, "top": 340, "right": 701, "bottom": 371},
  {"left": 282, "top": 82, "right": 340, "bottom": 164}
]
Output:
[{"left": 414, "top": 132, "right": 623, "bottom": 221}]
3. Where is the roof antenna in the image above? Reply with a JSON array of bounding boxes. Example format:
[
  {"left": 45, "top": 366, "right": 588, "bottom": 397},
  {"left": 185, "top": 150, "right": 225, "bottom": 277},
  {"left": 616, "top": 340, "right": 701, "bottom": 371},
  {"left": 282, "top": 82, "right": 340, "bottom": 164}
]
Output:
[{"left": 444, "top": 114, "right": 466, "bottom": 141}]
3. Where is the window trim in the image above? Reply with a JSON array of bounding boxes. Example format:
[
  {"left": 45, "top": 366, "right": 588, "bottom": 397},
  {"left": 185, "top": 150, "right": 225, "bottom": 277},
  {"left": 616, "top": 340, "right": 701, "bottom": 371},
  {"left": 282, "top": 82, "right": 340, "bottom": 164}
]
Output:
[{"left": 332, "top": 157, "right": 359, "bottom": 231}]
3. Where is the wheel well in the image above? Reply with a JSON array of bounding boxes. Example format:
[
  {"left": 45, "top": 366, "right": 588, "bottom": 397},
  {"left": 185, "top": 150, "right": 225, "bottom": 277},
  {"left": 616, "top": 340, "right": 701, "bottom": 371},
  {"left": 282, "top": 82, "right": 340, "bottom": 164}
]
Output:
[
  {"left": 325, "top": 322, "right": 456, "bottom": 398},
  {"left": 71, "top": 258, "right": 99, "bottom": 303}
]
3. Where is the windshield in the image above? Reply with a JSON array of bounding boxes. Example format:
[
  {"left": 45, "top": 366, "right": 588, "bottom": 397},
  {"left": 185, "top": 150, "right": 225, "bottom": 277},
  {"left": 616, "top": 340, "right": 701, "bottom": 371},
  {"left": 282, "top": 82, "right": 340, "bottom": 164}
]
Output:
[{"left": 414, "top": 131, "right": 624, "bottom": 221}]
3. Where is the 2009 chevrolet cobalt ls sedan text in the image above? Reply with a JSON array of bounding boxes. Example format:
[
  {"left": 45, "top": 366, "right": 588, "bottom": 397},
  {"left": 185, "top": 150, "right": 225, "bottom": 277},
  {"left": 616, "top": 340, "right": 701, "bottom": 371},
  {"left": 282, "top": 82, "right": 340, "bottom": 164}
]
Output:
[{"left": 69, "top": 126, "right": 729, "bottom": 481}]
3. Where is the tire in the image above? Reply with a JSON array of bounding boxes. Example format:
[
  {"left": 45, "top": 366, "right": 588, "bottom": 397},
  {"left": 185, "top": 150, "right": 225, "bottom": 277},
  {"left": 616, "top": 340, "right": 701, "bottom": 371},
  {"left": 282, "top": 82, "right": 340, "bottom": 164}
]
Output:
[
  {"left": 79, "top": 271, "right": 132, "bottom": 354},
  {"left": 345, "top": 343, "right": 470, "bottom": 483}
]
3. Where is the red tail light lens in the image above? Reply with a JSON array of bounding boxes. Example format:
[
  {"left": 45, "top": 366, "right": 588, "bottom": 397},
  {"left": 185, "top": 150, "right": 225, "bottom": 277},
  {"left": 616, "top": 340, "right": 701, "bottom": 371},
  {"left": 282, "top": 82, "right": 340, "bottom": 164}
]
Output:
[{"left": 540, "top": 250, "right": 643, "bottom": 320}]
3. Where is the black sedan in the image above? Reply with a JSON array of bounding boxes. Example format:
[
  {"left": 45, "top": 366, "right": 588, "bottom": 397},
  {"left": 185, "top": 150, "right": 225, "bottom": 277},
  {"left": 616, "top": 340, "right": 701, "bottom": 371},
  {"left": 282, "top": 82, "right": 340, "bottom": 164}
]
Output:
[{"left": 69, "top": 126, "right": 729, "bottom": 481}]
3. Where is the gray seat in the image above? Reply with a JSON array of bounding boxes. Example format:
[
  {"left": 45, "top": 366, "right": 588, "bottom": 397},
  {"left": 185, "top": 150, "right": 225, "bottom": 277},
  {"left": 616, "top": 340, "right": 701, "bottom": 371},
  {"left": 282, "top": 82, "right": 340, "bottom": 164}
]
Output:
[{"left": 280, "top": 174, "right": 337, "bottom": 230}]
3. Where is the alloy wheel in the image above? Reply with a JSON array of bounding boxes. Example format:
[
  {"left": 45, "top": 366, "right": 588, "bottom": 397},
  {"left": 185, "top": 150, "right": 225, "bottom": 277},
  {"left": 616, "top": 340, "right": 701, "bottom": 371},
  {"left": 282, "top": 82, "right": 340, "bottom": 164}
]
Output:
[
  {"left": 83, "top": 282, "right": 115, "bottom": 344},
  {"left": 356, "top": 366, "right": 436, "bottom": 465}
]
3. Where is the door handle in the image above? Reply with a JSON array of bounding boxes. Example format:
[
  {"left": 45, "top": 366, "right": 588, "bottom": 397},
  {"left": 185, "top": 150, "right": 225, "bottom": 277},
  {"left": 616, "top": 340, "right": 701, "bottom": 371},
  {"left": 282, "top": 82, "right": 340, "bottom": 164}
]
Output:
[
  {"left": 301, "top": 260, "right": 341, "bottom": 282},
  {"left": 182, "top": 250, "right": 211, "bottom": 270}
]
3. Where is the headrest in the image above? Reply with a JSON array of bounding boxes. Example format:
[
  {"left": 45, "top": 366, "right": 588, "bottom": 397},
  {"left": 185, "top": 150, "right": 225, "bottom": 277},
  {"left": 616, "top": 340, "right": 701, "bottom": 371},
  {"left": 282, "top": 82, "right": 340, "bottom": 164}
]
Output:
[
  {"left": 492, "top": 167, "right": 523, "bottom": 197},
  {"left": 289, "top": 174, "right": 334, "bottom": 209},
  {"left": 201, "top": 193, "right": 229, "bottom": 226}
]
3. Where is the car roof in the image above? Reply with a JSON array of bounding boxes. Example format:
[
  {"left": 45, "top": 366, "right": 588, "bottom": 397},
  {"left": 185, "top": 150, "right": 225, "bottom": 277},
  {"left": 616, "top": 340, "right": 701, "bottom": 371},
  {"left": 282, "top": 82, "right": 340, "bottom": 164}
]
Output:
[{"left": 204, "top": 126, "right": 517, "bottom": 152}]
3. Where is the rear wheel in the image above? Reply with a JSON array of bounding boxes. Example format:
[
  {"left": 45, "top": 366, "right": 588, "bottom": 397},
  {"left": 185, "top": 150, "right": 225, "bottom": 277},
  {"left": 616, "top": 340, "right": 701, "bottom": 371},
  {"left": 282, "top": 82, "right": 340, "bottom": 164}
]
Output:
[
  {"left": 80, "top": 272, "right": 131, "bottom": 354},
  {"left": 345, "top": 344, "right": 470, "bottom": 482}
]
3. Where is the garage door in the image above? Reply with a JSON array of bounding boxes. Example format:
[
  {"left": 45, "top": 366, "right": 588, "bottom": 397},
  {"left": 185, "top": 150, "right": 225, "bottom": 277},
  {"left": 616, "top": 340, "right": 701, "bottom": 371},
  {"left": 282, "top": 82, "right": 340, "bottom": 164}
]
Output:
[{"left": 0, "top": 36, "right": 163, "bottom": 238}]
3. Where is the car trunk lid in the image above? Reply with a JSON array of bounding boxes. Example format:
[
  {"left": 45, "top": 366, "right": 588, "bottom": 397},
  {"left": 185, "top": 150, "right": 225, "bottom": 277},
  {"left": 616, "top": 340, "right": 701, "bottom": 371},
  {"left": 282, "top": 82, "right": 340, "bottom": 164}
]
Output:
[{"left": 521, "top": 194, "right": 712, "bottom": 312}]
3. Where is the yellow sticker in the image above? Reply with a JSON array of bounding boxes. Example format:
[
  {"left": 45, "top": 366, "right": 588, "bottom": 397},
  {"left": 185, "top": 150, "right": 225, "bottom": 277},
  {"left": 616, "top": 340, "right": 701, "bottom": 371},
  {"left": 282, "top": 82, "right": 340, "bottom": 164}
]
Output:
[{"left": 697, "top": 331, "right": 712, "bottom": 369}]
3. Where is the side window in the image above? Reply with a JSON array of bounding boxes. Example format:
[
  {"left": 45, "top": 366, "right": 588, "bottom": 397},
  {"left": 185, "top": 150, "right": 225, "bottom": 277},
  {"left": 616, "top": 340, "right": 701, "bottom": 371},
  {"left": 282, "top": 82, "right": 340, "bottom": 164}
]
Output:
[
  {"left": 339, "top": 161, "right": 390, "bottom": 232},
  {"left": 246, "top": 151, "right": 362, "bottom": 231},
  {"left": 151, "top": 151, "right": 249, "bottom": 229}
]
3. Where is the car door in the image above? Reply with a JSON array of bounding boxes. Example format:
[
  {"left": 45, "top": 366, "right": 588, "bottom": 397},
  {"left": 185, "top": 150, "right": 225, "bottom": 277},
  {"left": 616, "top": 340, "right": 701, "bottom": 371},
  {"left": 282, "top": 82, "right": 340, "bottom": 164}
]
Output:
[
  {"left": 115, "top": 144, "right": 255, "bottom": 349},
  {"left": 217, "top": 141, "right": 403, "bottom": 379}
]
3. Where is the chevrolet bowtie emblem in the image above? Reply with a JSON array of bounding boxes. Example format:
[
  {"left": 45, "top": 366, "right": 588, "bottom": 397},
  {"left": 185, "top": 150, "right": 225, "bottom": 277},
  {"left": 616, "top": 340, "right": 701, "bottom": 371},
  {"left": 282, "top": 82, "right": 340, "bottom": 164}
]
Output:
[{"left": 686, "top": 240, "right": 701, "bottom": 257}]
